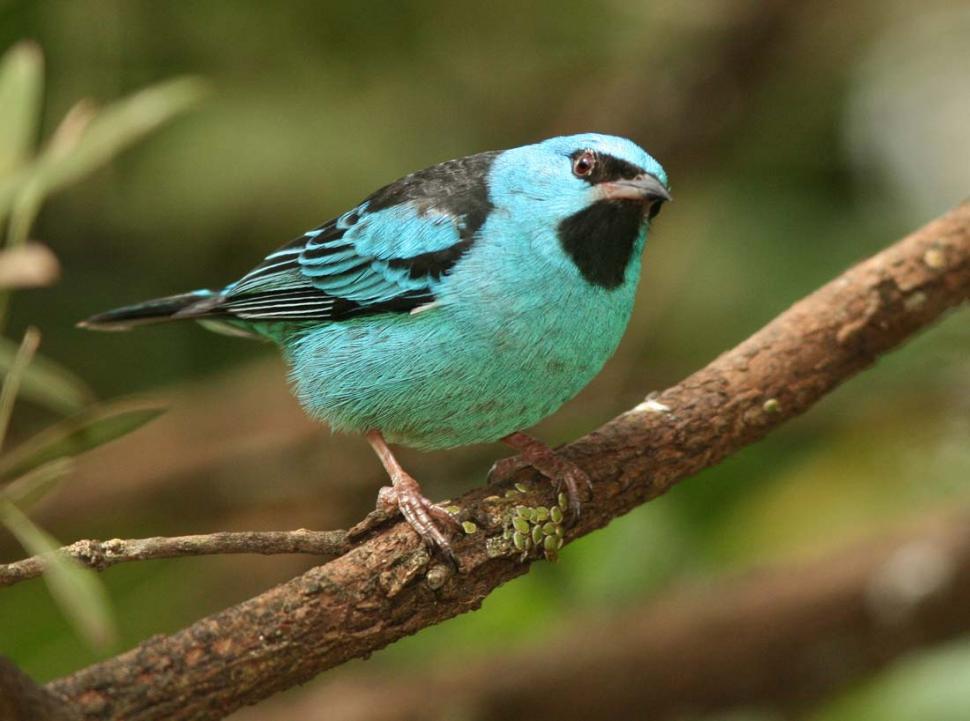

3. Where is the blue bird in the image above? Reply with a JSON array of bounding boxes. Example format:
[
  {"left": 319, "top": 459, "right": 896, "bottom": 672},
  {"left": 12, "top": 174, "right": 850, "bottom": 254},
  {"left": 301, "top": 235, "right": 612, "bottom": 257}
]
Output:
[{"left": 81, "top": 133, "right": 670, "bottom": 557}]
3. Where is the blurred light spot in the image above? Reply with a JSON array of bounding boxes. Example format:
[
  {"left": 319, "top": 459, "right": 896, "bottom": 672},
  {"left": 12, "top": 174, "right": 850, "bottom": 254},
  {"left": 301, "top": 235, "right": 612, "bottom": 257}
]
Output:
[
  {"left": 867, "top": 539, "right": 954, "bottom": 624},
  {"left": 845, "top": 7, "right": 970, "bottom": 219}
]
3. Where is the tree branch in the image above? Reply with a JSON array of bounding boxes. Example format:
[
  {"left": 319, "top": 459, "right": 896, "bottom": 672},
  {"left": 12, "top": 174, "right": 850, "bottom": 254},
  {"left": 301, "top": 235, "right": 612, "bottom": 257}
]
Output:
[
  {"left": 233, "top": 512, "right": 970, "bottom": 721},
  {"left": 0, "top": 657, "right": 79, "bottom": 721},
  {"left": 0, "top": 530, "right": 348, "bottom": 588},
  {"left": 45, "top": 202, "right": 970, "bottom": 721}
]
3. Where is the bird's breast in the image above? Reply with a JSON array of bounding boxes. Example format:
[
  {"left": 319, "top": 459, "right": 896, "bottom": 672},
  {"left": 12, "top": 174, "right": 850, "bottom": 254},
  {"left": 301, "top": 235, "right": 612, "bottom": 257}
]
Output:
[
  {"left": 423, "top": 250, "right": 641, "bottom": 431},
  {"left": 286, "top": 228, "right": 644, "bottom": 450}
]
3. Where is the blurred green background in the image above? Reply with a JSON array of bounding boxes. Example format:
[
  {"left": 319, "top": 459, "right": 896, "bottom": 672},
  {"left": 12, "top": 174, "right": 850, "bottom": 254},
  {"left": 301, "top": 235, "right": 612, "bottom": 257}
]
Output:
[{"left": 1, "top": 1, "right": 968, "bottom": 719}]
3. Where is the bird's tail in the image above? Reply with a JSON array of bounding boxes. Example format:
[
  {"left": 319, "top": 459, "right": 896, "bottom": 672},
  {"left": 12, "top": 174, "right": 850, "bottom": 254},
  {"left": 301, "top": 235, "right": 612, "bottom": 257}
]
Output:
[{"left": 78, "top": 289, "right": 220, "bottom": 331}]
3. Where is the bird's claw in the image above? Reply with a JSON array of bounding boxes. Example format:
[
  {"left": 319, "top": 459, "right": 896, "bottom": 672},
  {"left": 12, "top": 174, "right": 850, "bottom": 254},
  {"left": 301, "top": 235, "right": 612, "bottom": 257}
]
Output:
[
  {"left": 494, "top": 433, "right": 593, "bottom": 524},
  {"left": 486, "top": 455, "right": 529, "bottom": 485},
  {"left": 486, "top": 456, "right": 593, "bottom": 522},
  {"left": 556, "top": 464, "right": 592, "bottom": 522},
  {"left": 488, "top": 455, "right": 591, "bottom": 523},
  {"left": 366, "top": 478, "right": 461, "bottom": 564}
]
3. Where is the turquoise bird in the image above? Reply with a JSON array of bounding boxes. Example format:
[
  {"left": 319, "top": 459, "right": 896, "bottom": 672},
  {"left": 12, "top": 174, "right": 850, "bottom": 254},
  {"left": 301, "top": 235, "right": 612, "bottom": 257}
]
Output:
[{"left": 81, "top": 133, "right": 670, "bottom": 558}]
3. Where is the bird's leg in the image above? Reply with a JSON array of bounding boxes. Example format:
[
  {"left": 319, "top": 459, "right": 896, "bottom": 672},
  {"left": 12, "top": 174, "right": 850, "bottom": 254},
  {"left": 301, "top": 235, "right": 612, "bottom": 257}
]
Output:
[
  {"left": 362, "top": 430, "right": 460, "bottom": 556},
  {"left": 492, "top": 431, "right": 592, "bottom": 519},
  {"left": 486, "top": 454, "right": 531, "bottom": 481}
]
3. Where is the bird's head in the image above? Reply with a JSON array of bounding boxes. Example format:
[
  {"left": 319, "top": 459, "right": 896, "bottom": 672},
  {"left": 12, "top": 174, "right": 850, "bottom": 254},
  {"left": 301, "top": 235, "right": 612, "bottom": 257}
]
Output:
[{"left": 488, "top": 133, "right": 669, "bottom": 289}]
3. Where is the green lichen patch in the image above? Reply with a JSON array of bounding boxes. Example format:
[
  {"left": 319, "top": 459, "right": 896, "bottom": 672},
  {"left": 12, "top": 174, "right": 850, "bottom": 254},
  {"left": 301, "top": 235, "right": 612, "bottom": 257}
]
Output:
[{"left": 501, "top": 499, "right": 567, "bottom": 562}]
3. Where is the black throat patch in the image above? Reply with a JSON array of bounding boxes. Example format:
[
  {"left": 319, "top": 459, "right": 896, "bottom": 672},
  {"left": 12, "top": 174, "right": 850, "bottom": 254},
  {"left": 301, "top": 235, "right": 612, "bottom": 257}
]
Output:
[{"left": 558, "top": 201, "right": 643, "bottom": 290}]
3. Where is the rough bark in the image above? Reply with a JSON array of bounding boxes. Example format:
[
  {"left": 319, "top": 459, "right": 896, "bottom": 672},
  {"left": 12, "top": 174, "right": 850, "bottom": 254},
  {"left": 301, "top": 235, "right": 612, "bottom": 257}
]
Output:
[
  {"left": 232, "top": 512, "right": 970, "bottom": 721},
  {"left": 43, "top": 202, "right": 970, "bottom": 720}
]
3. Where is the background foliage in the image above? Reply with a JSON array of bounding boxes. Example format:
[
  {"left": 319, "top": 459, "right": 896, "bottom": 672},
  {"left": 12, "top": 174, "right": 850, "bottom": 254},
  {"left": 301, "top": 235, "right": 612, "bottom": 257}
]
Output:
[{"left": 1, "top": 1, "right": 967, "bottom": 719}]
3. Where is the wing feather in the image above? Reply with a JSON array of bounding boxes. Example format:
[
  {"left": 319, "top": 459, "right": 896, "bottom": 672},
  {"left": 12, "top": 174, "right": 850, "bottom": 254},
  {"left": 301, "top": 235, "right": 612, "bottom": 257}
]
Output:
[{"left": 207, "top": 149, "right": 498, "bottom": 322}]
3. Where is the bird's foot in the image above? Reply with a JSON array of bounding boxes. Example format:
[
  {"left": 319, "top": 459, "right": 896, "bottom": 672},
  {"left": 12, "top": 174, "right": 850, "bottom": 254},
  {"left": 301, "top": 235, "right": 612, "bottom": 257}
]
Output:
[
  {"left": 349, "top": 477, "right": 460, "bottom": 560},
  {"left": 354, "top": 431, "right": 461, "bottom": 562},
  {"left": 494, "top": 432, "right": 592, "bottom": 521},
  {"left": 486, "top": 455, "right": 530, "bottom": 483},
  {"left": 376, "top": 476, "right": 461, "bottom": 558}
]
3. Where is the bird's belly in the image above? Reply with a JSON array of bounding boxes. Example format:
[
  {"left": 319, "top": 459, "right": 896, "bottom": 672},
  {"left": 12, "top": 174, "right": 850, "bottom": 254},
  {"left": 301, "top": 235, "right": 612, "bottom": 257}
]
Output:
[{"left": 285, "top": 290, "right": 633, "bottom": 450}]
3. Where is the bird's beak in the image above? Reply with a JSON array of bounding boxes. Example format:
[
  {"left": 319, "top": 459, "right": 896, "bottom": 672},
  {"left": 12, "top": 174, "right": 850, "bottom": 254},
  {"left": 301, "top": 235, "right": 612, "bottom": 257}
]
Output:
[{"left": 598, "top": 174, "right": 671, "bottom": 203}]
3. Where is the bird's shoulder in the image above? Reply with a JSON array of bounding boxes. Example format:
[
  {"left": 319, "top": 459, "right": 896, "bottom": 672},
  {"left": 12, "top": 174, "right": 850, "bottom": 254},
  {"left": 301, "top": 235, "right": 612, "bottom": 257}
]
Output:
[
  {"left": 203, "top": 150, "right": 503, "bottom": 323},
  {"left": 362, "top": 149, "right": 499, "bottom": 228}
]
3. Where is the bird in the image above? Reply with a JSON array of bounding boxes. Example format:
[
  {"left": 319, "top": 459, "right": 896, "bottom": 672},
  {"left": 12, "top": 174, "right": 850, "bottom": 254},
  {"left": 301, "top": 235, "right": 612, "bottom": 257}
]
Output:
[{"left": 80, "top": 133, "right": 670, "bottom": 559}]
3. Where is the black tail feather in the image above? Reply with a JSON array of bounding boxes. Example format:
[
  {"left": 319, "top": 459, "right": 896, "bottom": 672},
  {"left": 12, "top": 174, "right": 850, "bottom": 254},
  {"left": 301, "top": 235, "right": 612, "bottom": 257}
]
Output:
[{"left": 78, "top": 290, "right": 219, "bottom": 331}]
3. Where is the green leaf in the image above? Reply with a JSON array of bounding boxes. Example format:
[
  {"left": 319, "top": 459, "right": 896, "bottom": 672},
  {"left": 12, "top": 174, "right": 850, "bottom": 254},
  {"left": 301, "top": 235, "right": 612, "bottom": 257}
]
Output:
[
  {"left": 0, "top": 500, "right": 116, "bottom": 649},
  {"left": 0, "top": 76, "right": 207, "bottom": 240},
  {"left": 0, "top": 326, "right": 39, "bottom": 449},
  {"left": 4, "top": 177, "right": 44, "bottom": 246},
  {"left": 0, "top": 41, "right": 43, "bottom": 178},
  {"left": 1, "top": 457, "right": 74, "bottom": 509},
  {"left": 4, "top": 101, "right": 95, "bottom": 246},
  {"left": 0, "top": 399, "right": 165, "bottom": 484},
  {"left": 28, "top": 76, "right": 206, "bottom": 196},
  {"left": 0, "top": 334, "right": 95, "bottom": 414},
  {"left": 0, "top": 167, "right": 29, "bottom": 231}
]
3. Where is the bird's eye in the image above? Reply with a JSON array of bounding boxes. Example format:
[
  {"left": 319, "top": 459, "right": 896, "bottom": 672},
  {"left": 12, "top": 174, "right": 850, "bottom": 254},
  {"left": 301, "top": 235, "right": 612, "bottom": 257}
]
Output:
[{"left": 572, "top": 151, "right": 596, "bottom": 178}]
